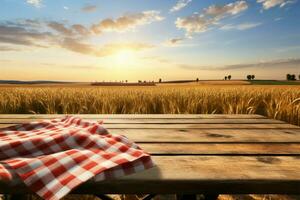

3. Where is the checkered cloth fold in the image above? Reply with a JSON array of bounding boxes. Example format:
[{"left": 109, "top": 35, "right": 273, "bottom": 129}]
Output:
[{"left": 0, "top": 116, "right": 153, "bottom": 200}]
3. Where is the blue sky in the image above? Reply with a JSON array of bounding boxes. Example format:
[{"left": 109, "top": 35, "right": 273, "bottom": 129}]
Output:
[{"left": 0, "top": 0, "right": 299, "bottom": 81}]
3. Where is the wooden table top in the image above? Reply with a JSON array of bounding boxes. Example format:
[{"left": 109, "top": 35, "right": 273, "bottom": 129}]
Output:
[{"left": 0, "top": 114, "right": 300, "bottom": 195}]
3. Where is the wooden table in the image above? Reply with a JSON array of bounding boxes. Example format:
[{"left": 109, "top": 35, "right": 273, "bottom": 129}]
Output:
[{"left": 1, "top": 114, "right": 300, "bottom": 200}]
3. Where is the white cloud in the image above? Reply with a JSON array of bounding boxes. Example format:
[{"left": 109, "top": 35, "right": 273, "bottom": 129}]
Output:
[
  {"left": 220, "top": 22, "right": 262, "bottom": 31},
  {"left": 63, "top": 6, "right": 69, "bottom": 10},
  {"left": 26, "top": 0, "right": 42, "bottom": 7},
  {"left": 170, "top": 0, "right": 192, "bottom": 12},
  {"left": 164, "top": 37, "right": 185, "bottom": 46},
  {"left": 91, "top": 10, "right": 164, "bottom": 34},
  {"left": 257, "top": 0, "right": 295, "bottom": 10},
  {"left": 0, "top": 19, "right": 156, "bottom": 57},
  {"left": 204, "top": 1, "right": 248, "bottom": 17},
  {"left": 175, "top": 1, "right": 248, "bottom": 37},
  {"left": 175, "top": 15, "right": 217, "bottom": 37},
  {"left": 81, "top": 5, "right": 97, "bottom": 13}
]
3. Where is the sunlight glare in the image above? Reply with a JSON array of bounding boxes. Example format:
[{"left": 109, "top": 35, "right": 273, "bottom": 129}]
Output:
[{"left": 114, "top": 48, "right": 137, "bottom": 66}]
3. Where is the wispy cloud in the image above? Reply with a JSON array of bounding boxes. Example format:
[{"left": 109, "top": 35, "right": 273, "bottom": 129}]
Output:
[
  {"left": 0, "top": 46, "right": 21, "bottom": 51},
  {"left": 165, "top": 38, "right": 185, "bottom": 46},
  {"left": 26, "top": 0, "right": 42, "bottom": 8},
  {"left": 175, "top": 1, "right": 248, "bottom": 37},
  {"left": 45, "top": 21, "right": 90, "bottom": 37},
  {"left": 72, "top": 24, "right": 90, "bottom": 36},
  {"left": 60, "top": 38, "right": 154, "bottom": 57},
  {"left": 91, "top": 10, "right": 164, "bottom": 34},
  {"left": 45, "top": 11, "right": 164, "bottom": 36},
  {"left": 0, "top": 19, "right": 155, "bottom": 57},
  {"left": 81, "top": 5, "right": 97, "bottom": 13},
  {"left": 0, "top": 9, "right": 164, "bottom": 58},
  {"left": 257, "top": 0, "right": 295, "bottom": 10},
  {"left": 47, "top": 22, "right": 74, "bottom": 36},
  {"left": 170, "top": 0, "right": 192, "bottom": 13},
  {"left": 179, "top": 58, "right": 300, "bottom": 70},
  {"left": 0, "top": 23, "right": 53, "bottom": 47},
  {"left": 220, "top": 22, "right": 262, "bottom": 31}
]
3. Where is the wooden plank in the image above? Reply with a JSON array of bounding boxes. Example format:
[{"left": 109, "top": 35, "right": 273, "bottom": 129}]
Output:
[
  {"left": 0, "top": 123, "right": 299, "bottom": 129},
  {"left": 1, "top": 127, "right": 300, "bottom": 142},
  {"left": 0, "top": 118, "right": 284, "bottom": 124},
  {"left": 138, "top": 143, "right": 300, "bottom": 155},
  {"left": 81, "top": 155, "right": 300, "bottom": 194},
  {"left": 0, "top": 114, "right": 299, "bottom": 196},
  {"left": 104, "top": 123, "right": 300, "bottom": 129},
  {"left": 101, "top": 124, "right": 300, "bottom": 129},
  {"left": 1, "top": 156, "right": 300, "bottom": 194},
  {"left": 110, "top": 129, "right": 300, "bottom": 143},
  {"left": 0, "top": 114, "right": 266, "bottom": 119},
  {"left": 0, "top": 123, "right": 298, "bottom": 129}
]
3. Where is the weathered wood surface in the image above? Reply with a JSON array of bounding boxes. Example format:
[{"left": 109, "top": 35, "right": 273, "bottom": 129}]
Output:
[
  {"left": 0, "top": 114, "right": 300, "bottom": 195},
  {"left": 0, "top": 118, "right": 285, "bottom": 124},
  {"left": 101, "top": 123, "right": 300, "bottom": 129},
  {"left": 1, "top": 156, "right": 300, "bottom": 194},
  {"left": 0, "top": 114, "right": 266, "bottom": 119},
  {"left": 1, "top": 123, "right": 299, "bottom": 129},
  {"left": 109, "top": 129, "right": 300, "bottom": 143},
  {"left": 139, "top": 143, "right": 300, "bottom": 155}
]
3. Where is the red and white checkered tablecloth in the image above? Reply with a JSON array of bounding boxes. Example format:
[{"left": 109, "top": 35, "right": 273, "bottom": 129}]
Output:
[{"left": 0, "top": 116, "right": 154, "bottom": 200}]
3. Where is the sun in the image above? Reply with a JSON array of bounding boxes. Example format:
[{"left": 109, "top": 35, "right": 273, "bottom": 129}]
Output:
[{"left": 114, "top": 48, "right": 137, "bottom": 66}]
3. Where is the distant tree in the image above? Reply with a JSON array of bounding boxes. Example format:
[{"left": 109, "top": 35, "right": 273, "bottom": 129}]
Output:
[
  {"left": 298, "top": 75, "right": 300, "bottom": 80},
  {"left": 159, "top": 78, "right": 162, "bottom": 83},
  {"left": 138, "top": 80, "right": 142, "bottom": 83},
  {"left": 125, "top": 80, "right": 128, "bottom": 83},
  {"left": 287, "top": 74, "right": 297, "bottom": 81},
  {"left": 251, "top": 75, "right": 255, "bottom": 80},
  {"left": 247, "top": 75, "right": 252, "bottom": 80},
  {"left": 225, "top": 76, "right": 228, "bottom": 80},
  {"left": 228, "top": 75, "right": 232, "bottom": 80},
  {"left": 196, "top": 78, "right": 199, "bottom": 82}
]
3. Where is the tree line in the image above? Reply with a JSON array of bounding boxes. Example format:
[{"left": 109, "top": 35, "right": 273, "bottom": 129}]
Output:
[
  {"left": 98, "top": 74, "right": 300, "bottom": 84},
  {"left": 224, "top": 75, "right": 232, "bottom": 80},
  {"left": 158, "top": 74, "right": 300, "bottom": 83},
  {"left": 286, "top": 74, "right": 300, "bottom": 81}
]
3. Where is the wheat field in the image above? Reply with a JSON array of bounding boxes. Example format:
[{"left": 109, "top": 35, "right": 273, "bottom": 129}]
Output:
[
  {"left": 1, "top": 85, "right": 300, "bottom": 200},
  {"left": 0, "top": 85, "right": 300, "bottom": 125}
]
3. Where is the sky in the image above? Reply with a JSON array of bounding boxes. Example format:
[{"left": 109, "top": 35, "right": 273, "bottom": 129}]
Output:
[{"left": 0, "top": 0, "right": 300, "bottom": 81}]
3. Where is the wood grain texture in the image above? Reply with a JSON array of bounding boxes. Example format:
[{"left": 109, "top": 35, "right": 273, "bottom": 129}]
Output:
[
  {"left": 102, "top": 124, "right": 300, "bottom": 129},
  {"left": 1, "top": 156, "right": 300, "bottom": 194},
  {"left": 0, "top": 123, "right": 298, "bottom": 129},
  {"left": 1, "top": 114, "right": 300, "bottom": 195},
  {"left": 109, "top": 129, "right": 300, "bottom": 143},
  {"left": 138, "top": 143, "right": 300, "bottom": 155},
  {"left": 0, "top": 118, "right": 284, "bottom": 124},
  {"left": 0, "top": 114, "right": 266, "bottom": 119}
]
